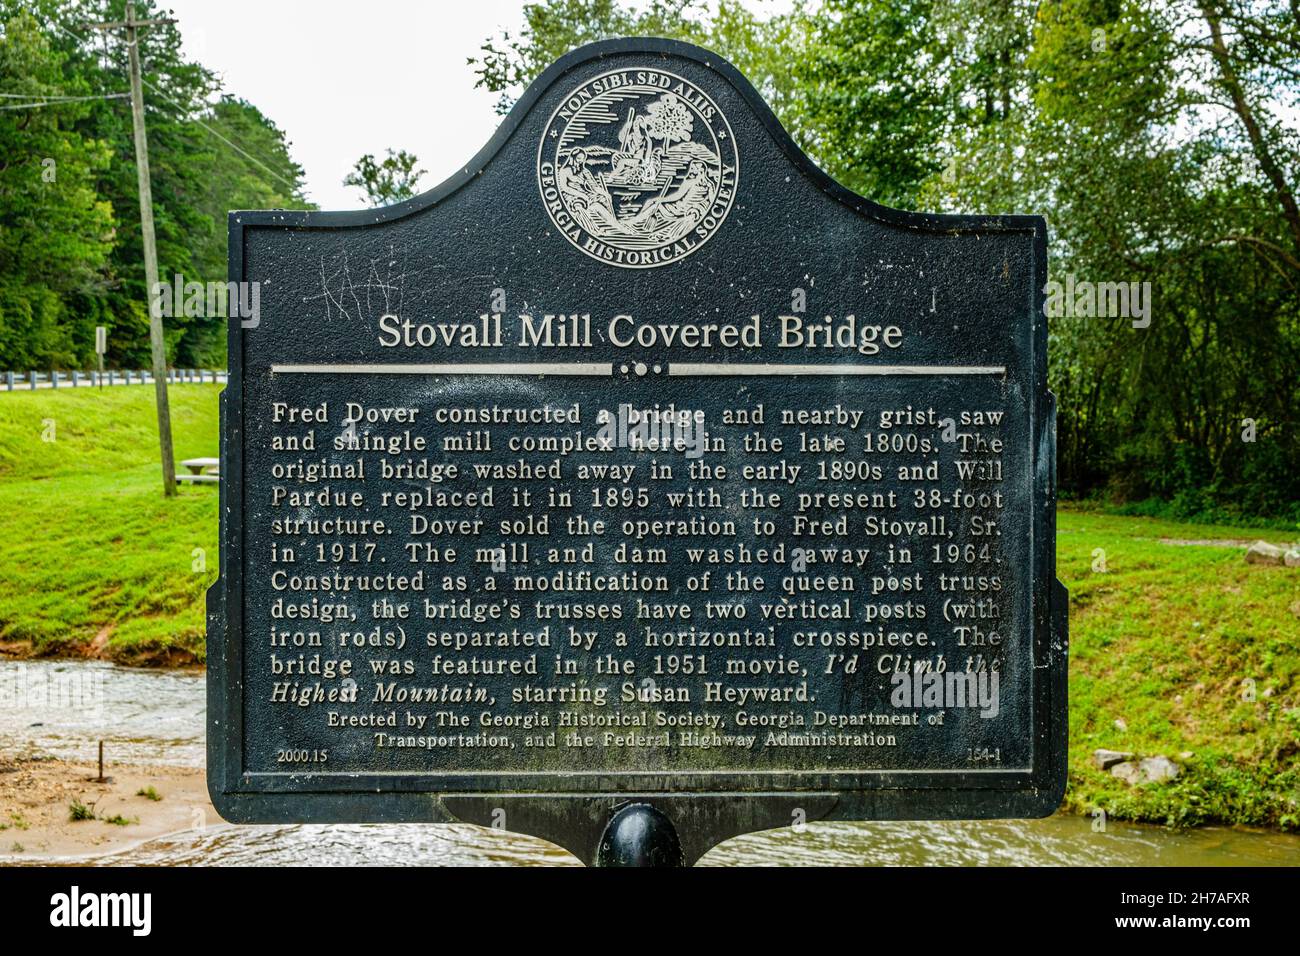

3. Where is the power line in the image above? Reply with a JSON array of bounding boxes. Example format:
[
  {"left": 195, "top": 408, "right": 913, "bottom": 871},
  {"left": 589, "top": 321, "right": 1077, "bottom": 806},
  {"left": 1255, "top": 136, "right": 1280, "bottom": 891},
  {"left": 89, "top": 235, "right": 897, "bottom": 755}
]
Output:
[
  {"left": 0, "top": 91, "right": 127, "bottom": 99},
  {"left": 0, "top": 93, "right": 129, "bottom": 110},
  {"left": 139, "top": 72, "right": 304, "bottom": 193}
]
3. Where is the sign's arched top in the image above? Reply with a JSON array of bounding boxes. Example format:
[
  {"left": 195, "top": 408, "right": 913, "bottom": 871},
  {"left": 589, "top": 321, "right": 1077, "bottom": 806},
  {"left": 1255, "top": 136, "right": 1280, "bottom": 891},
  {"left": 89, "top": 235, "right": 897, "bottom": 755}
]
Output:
[{"left": 234, "top": 37, "right": 1043, "bottom": 247}]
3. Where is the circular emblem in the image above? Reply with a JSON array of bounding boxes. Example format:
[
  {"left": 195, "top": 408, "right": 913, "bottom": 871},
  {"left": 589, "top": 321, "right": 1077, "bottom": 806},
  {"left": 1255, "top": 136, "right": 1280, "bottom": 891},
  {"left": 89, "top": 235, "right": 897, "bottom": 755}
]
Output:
[{"left": 537, "top": 69, "right": 738, "bottom": 268}]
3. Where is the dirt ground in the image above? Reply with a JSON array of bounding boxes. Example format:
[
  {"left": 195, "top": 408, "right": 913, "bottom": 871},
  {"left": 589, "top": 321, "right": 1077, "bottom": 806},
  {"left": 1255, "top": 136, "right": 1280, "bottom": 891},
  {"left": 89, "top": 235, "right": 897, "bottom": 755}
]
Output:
[{"left": 0, "top": 754, "right": 214, "bottom": 861}]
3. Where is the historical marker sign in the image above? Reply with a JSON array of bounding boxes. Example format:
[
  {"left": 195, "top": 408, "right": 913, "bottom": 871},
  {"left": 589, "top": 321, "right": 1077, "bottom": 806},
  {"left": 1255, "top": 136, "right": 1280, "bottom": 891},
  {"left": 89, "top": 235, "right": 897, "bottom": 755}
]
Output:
[{"left": 208, "top": 38, "right": 1067, "bottom": 864}]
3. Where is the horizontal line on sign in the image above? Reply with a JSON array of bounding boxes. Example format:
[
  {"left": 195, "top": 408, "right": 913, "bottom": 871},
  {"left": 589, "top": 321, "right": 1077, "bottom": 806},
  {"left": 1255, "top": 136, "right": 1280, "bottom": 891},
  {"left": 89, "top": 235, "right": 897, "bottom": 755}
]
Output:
[
  {"left": 669, "top": 363, "right": 1007, "bottom": 377},
  {"left": 270, "top": 362, "right": 613, "bottom": 376}
]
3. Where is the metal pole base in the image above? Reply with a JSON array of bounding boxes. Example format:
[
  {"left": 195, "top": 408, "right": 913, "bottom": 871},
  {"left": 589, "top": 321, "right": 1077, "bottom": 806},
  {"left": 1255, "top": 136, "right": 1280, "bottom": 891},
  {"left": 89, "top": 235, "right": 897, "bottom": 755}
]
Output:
[{"left": 595, "top": 803, "right": 684, "bottom": 867}]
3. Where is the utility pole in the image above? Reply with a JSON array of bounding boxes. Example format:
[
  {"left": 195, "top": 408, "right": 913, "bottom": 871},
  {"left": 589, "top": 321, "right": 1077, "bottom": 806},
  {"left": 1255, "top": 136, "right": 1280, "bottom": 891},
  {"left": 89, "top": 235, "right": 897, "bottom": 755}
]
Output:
[{"left": 93, "top": 1, "right": 177, "bottom": 495}]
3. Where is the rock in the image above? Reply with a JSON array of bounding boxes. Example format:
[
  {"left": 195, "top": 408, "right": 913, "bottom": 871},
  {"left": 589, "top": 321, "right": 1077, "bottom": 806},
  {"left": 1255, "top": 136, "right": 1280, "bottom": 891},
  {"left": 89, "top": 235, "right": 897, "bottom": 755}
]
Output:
[
  {"left": 1109, "top": 762, "right": 1141, "bottom": 785},
  {"left": 1113, "top": 718, "right": 1128, "bottom": 732},
  {"left": 1285, "top": 549, "right": 1300, "bottom": 568},
  {"left": 1142, "top": 755, "right": 1182, "bottom": 783},
  {"left": 1179, "top": 751, "right": 1194, "bottom": 760},
  {"left": 1092, "top": 748, "right": 1134, "bottom": 771},
  {"left": 1244, "top": 540, "right": 1284, "bottom": 565},
  {"left": 1110, "top": 755, "right": 1181, "bottom": 786}
]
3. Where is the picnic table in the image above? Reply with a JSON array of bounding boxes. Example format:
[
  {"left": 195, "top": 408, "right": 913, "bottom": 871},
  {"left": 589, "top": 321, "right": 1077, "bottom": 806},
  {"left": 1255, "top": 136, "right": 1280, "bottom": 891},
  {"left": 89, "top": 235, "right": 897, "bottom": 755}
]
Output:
[{"left": 177, "top": 456, "right": 220, "bottom": 484}]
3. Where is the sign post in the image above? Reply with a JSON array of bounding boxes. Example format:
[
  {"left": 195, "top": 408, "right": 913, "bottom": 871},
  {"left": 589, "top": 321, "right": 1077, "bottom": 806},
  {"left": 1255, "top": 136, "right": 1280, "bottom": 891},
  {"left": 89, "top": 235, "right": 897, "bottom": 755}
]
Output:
[{"left": 208, "top": 38, "right": 1067, "bottom": 865}]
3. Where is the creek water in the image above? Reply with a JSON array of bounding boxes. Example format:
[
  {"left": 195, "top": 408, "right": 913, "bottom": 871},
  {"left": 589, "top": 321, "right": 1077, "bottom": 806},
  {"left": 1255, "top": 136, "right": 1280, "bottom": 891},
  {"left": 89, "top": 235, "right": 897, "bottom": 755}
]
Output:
[{"left": 3, "top": 659, "right": 1297, "bottom": 866}]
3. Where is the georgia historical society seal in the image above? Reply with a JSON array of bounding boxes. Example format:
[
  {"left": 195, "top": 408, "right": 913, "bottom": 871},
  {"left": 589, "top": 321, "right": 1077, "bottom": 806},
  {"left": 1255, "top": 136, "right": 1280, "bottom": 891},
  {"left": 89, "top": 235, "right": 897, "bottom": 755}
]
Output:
[{"left": 537, "top": 68, "right": 738, "bottom": 268}]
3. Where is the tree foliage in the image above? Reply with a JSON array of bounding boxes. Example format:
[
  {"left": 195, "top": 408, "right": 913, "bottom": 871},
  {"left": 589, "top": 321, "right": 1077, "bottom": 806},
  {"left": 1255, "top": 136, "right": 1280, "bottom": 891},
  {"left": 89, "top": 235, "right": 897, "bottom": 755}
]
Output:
[
  {"left": 344, "top": 148, "right": 426, "bottom": 207},
  {"left": 0, "top": 0, "right": 310, "bottom": 370}
]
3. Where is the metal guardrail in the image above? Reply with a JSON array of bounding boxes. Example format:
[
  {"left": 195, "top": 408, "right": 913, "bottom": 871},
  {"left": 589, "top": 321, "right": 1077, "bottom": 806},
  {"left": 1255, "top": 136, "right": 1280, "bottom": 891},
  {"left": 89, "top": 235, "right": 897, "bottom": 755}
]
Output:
[{"left": 1, "top": 369, "right": 228, "bottom": 391}]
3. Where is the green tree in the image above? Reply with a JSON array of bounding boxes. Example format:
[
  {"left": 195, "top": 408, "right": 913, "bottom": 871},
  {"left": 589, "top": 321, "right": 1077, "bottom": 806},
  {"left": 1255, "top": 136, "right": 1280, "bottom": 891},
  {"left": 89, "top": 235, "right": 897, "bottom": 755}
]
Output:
[
  {"left": 1, "top": 0, "right": 310, "bottom": 369},
  {"left": 0, "top": 8, "right": 114, "bottom": 368},
  {"left": 474, "top": 0, "right": 707, "bottom": 113},
  {"left": 796, "top": 0, "right": 953, "bottom": 208},
  {"left": 472, "top": 0, "right": 810, "bottom": 145},
  {"left": 1008, "top": 0, "right": 1298, "bottom": 513},
  {"left": 344, "top": 149, "right": 426, "bottom": 207}
]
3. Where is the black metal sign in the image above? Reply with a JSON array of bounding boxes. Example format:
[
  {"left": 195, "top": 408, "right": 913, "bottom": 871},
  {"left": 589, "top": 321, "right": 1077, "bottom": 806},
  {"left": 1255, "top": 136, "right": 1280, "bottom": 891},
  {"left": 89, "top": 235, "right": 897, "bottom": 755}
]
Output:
[{"left": 208, "top": 37, "right": 1067, "bottom": 865}]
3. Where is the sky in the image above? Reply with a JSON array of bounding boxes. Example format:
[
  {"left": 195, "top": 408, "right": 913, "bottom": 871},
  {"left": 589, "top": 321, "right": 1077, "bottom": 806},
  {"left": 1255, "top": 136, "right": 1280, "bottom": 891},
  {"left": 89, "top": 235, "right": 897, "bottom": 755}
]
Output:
[
  {"left": 161, "top": 1, "right": 792, "bottom": 211},
  {"left": 162, "top": 0, "right": 533, "bottom": 210}
]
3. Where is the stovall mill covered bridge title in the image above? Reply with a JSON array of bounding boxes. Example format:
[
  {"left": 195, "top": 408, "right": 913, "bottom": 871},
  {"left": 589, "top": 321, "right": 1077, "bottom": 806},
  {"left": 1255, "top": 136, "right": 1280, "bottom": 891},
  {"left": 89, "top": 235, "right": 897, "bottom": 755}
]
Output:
[{"left": 377, "top": 313, "right": 905, "bottom": 356}]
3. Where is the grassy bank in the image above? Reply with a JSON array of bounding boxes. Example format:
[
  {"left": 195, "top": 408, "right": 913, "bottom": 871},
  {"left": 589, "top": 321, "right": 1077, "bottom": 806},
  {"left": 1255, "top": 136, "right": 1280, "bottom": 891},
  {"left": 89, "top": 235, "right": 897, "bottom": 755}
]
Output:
[
  {"left": 0, "top": 386, "right": 220, "bottom": 663},
  {"left": 0, "top": 387, "right": 1296, "bottom": 828},
  {"left": 1056, "top": 511, "right": 1299, "bottom": 830}
]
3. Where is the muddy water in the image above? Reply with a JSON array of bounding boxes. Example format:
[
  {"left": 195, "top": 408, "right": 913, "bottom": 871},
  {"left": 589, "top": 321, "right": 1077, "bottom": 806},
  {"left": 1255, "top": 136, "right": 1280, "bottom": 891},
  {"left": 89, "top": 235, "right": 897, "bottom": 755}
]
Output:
[
  {"left": 103, "top": 812, "right": 1300, "bottom": 867},
  {"left": 0, "top": 660, "right": 203, "bottom": 766},
  {"left": 3, "top": 660, "right": 1298, "bottom": 866}
]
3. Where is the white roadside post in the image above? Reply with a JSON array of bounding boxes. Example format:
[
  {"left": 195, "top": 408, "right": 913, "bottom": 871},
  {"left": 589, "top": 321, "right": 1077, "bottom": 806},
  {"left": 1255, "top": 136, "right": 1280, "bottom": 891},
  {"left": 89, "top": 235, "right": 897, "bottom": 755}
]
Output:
[{"left": 95, "top": 325, "right": 107, "bottom": 389}]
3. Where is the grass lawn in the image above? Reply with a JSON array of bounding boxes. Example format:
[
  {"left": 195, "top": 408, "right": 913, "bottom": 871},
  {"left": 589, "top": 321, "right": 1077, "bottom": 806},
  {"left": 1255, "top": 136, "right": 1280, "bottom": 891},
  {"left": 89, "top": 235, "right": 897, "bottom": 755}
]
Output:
[
  {"left": 0, "top": 386, "right": 1297, "bottom": 828},
  {"left": 0, "top": 385, "right": 220, "bottom": 662},
  {"left": 1056, "top": 511, "right": 1300, "bottom": 829}
]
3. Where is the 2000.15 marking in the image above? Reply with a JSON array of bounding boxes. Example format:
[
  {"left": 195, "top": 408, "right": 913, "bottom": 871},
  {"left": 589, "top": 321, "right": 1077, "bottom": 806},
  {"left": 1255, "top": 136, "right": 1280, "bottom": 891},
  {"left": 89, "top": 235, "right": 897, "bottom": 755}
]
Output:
[{"left": 276, "top": 749, "right": 330, "bottom": 764}]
